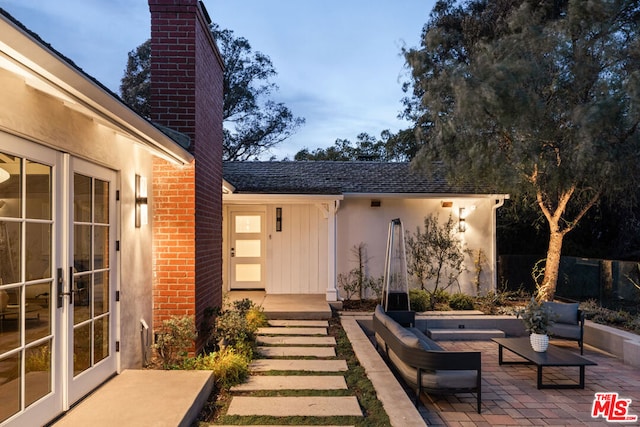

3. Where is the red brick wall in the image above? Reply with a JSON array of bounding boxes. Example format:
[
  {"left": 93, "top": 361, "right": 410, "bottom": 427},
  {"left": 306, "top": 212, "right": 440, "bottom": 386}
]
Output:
[
  {"left": 149, "top": 0, "right": 224, "bottom": 349},
  {"left": 152, "top": 159, "right": 196, "bottom": 327}
]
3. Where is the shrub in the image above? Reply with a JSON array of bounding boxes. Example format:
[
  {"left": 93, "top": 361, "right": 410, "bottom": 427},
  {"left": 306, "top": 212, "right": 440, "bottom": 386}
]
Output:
[
  {"left": 214, "top": 298, "right": 266, "bottom": 352},
  {"left": 246, "top": 306, "right": 268, "bottom": 330},
  {"left": 409, "top": 288, "right": 430, "bottom": 312},
  {"left": 183, "top": 347, "right": 249, "bottom": 389},
  {"left": 449, "top": 293, "right": 475, "bottom": 310},
  {"left": 154, "top": 315, "right": 197, "bottom": 369},
  {"left": 431, "top": 288, "right": 451, "bottom": 308}
]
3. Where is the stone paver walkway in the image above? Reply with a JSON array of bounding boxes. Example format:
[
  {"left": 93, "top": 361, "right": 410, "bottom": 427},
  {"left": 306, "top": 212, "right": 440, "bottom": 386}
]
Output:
[{"left": 222, "top": 319, "right": 362, "bottom": 424}]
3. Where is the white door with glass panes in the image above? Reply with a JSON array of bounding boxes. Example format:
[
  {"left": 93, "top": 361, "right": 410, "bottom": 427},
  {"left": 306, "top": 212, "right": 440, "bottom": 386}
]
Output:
[
  {"left": 230, "top": 210, "right": 265, "bottom": 290},
  {"left": 0, "top": 134, "right": 117, "bottom": 426},
  {"left": 66, "top": 158, "right": 117, "bottom": 406}
]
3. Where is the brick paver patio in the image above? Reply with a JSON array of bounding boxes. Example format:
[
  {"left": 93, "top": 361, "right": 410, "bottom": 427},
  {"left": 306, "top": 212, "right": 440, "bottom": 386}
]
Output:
[{"left": 415, "top": 340, "right": 640, "bottom": 426}]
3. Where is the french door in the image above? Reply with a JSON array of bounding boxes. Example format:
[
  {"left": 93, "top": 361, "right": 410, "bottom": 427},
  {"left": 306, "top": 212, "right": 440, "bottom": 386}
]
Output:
[
  {"left": 66, "top": 158, "right": 117, "bottom": 405},
  {"left": 229, "top": 209, "right": 266, "bottom": 290},
  {"left": 0, "top": 134, "right": 117, "bottom": 426}
]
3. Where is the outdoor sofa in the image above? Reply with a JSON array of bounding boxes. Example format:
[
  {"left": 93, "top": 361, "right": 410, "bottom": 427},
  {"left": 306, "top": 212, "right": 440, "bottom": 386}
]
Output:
[{"left": 373, "top": 305, "right": 482, "bottom": 413}]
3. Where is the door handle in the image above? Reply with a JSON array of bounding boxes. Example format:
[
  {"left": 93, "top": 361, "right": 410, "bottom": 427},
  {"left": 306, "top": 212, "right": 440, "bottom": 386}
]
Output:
[
  {"left": 57, "top": 268, "right": 64, "bottom": 308},
  {"left": 230, "top": 248, "right": 235, "bottom": 257}
]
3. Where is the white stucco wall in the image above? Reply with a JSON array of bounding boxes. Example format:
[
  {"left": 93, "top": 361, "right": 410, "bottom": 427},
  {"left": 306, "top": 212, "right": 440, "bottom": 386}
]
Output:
[
  {"left": 336, "top": 196, "right": 499, "bottom": 297},
  {"left": 0, "top": 68, "right": 155, "bottom": 369}
]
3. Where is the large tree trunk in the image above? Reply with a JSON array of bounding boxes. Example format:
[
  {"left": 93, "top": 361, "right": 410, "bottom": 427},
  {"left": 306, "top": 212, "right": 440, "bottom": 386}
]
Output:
[{"left": 538, "top": 230, "right": 564, "bottom": 301}]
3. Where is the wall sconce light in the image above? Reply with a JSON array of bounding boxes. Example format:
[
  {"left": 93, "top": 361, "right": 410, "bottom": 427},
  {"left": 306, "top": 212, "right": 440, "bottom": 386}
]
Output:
[
  {"left": 458, "top": 207, "right": 466, "bottom": 232},
  {"left": 370, "top": 199, "right": 381, "bottom": 208},
  {"left": 275, "top": 207, "right": 282, "bottom": 232},
  {"left": 0, "top": 167, "right": 9, "bottom": 184},
  {"left": 135, "top": 174, "right": 148, "bottom": 228}
]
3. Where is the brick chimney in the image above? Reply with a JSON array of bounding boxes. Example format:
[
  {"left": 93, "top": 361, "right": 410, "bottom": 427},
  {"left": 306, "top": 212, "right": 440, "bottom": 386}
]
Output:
[{"left": 148, "top": 0, "right": 224, "bottom": 349}]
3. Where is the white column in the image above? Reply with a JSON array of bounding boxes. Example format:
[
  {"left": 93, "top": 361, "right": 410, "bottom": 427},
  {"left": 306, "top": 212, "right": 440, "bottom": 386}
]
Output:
[{"left": 326, "top": 201, "right": 338, "bottom": 302}]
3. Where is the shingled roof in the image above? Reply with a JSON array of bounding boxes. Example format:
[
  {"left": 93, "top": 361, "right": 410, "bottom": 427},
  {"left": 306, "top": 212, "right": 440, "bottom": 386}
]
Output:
[{"left": 223, "top": 161, "right": 492, "bottom": 195}]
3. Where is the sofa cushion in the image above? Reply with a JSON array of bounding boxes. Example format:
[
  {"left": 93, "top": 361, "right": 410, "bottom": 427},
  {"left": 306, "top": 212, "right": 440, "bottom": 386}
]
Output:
[
  {"left": 374, "top": 305, "right": 391, "bottom": 327},
  {"left": 409, "top": 328, "right": 444, "bottom": 351},
  {"left": 386, "top": 315, "right": 420, "bottom": 348},
  {"left": 548, "top": 323, "right": 581, "bottom": 340},
  {"left": 374, "top": 305, "right": 420, "bottom": 348},
  {"left": 388, "top": 350, "right": 476, "bottom": 390},
  {"left": 544, "top": 301, "right": 578, "bottom": 324}
]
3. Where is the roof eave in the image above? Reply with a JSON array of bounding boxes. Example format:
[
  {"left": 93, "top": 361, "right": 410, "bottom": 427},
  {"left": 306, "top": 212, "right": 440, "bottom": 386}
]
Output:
[{"left": 0, "top": 13, "right": 193, "bottom": 165}]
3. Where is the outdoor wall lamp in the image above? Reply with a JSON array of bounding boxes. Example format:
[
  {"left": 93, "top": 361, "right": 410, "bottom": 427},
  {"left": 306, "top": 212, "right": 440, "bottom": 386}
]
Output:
[
  {"left": 459, "top": 207, "right": 466, "bottom": 232},
  {"left": 276, "top": 207, "right": 282, "bottom": 232},
  {"left": 0, "top": 167, "right": 9, "bottom": 184},
  {"left": 135, "top": 174, "right": 148, "bottom": 228}
]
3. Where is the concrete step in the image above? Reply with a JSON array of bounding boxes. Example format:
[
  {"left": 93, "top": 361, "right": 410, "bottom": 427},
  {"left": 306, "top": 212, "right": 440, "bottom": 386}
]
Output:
[
  {"left": 231, "top": 375, "right": 347, "bottom": 391},
  {"left": 257, "top": 336, "right": 335, "bottom": 346},
  {"left": 52, "top": 370, "right": 213, "bottom": 427},
  {"left": 427, "top": 328, "right": 506, "bottom": 340},
  {"left": 268, "top": 319, "right": 329, "bottom": 327},
  {"left": 250, "top": 359, "right": 348, "bottom": 372},
  {"left": 258, "top": 346, "right": 336, "bottom": 357},
  {"left": 226, "top": 396, "right": 362, "bottom": 417},
  {"left": 258, "top": 326, "right": 327, "bottom": 335}
]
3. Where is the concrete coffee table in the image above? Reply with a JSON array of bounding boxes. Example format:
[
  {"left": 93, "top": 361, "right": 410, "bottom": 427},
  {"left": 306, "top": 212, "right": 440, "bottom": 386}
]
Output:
[{"left": 492, "top": 337, "right": 597, "bottom": 389}]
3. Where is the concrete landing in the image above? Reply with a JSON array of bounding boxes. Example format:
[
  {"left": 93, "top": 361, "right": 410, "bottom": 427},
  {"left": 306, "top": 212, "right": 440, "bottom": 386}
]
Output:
[
  {"left": 250, "top": 359, "right": 348, "bottom": 372},
  {"left": 51, "top": 370, "right": 214, "bottom": 427},
  {"left": 258, "top": 346, "right": 336, "bottom": 357},
  {"left": 427, "top": 328, "right": 506, "bottom": 340},
  {"left": 257, "top": 336, "right": 336, "bottom": 345},
  {"left": 227, "top": 396, "right": 362, "bottom": 417},
  {"left": 227, "top": 292, "right": 332, "bottom": 320},
  {"left": 231, "top": 375, "right": 347, "bottom": 391}
]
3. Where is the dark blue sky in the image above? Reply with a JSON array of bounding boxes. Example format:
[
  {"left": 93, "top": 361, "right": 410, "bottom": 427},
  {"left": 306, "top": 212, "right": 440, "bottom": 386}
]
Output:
[{"left": 3, "top": 0, "right": 434, "bottom": 159}]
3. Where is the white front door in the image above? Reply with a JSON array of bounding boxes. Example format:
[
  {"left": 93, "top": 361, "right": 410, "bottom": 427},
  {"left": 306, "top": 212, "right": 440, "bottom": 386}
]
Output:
[
  {"left": 0, "top": 134, "right": 118, "bottom": 426},
  {"left": 229, "top": 209, "right": 266, "bottom": 290}
]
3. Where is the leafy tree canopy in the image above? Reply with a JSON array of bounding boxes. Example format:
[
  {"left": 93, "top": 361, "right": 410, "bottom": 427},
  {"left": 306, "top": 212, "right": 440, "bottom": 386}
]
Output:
[
  {"left": 404, "top": 0, "right": 640, "bottom": 299},
  {"left": 294, "top": 129, "right": 419, "bottom": 161},
  {"left": 120, "top": 24, "right": 304, "bottom": 160}
]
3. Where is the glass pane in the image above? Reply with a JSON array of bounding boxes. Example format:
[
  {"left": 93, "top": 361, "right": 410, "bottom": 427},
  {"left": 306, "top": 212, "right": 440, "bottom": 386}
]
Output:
[
  {"left": 26, "top": 222, "right": 50, "bottom": 281},
  {"left": 94, "top": 179, "right": 109, "bottom": 224},
  {"left": 0, "top": 153, "right": 20, "bottom": 218},
  {"left": 25, "top": 282, "right": 51, "bottom": 344},
  {"left": 0, "top": 353, "right": 20, "bottom": 423},
  {"left": 74, "top": 174, "right": 92, "bottom": 223},
  {"left": 94, "top": 225, "right": 109, "bottom": 270},
  {"left": 236, "top": 240, "right": 261, "bottom": 258},
  {"left": 74, "top": 224, "right": 91, "bottom": 272},
  {"left": 235, "top": 215, "right": 261, "bottom": 233},
  {"left": 26, "top": 161, "right": 51, "bottom": 220},
  {"left": 73, "top": 323, "right": 91, "bottom": 376},
  {"left": 235, "top": 264, "right": 261, "bottom": 282},
  {"left": 25, "top": 341, "right": 51, "bottom": 407},
  {"left": 94, "top": 271, "right": 109, "bottom": 316},
  {"left": 94, "top": 316, "right": 108, "bottom": 364},
  {"left": 74, "top": 274, "right": 91, "bottom": 324},
  {"left": 0, "top": 287, "right": 21, "bottom": 355},
  {"left": 0, "top": 221, "right": 20, "bottom": 284}
]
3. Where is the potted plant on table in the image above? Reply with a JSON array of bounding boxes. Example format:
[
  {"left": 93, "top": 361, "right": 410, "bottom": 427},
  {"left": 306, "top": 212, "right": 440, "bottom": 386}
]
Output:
[{"left": 516, "top": 296, "right": 555, "bottom": 352}]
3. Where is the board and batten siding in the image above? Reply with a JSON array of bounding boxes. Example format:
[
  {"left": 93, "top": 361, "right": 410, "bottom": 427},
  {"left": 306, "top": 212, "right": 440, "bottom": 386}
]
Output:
[{"left": 224, "top": 204, "right": 328, "bottom": 294}]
